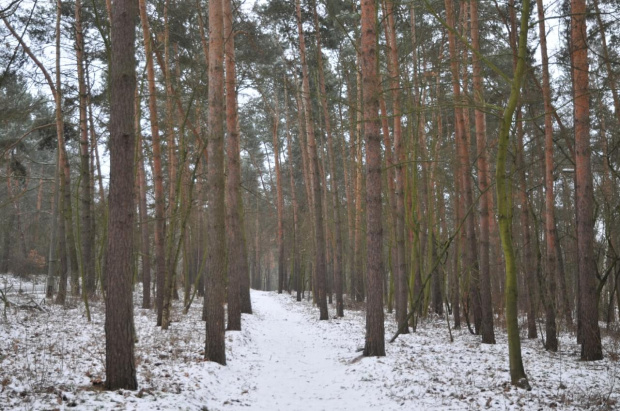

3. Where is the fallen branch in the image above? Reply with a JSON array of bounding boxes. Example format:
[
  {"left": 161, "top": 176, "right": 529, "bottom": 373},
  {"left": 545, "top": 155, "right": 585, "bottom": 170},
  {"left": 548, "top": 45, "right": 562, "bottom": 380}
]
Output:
[{"left": 0, "top": 291, "right": 47, "bottom": 312}]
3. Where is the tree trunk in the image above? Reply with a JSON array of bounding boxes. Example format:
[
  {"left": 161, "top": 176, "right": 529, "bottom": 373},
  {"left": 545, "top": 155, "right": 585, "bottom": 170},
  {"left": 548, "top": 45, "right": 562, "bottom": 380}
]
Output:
[
  {"left": 161, "top": 0, "right": 177, "bottom": 331},
  {"left": 56, "top": 192, "right": 68, "bottom": 305},
  {"left": 345, "top": 72, "right": 356, "bottom": 298},
  {"left": 354, "top": 61, "right": 366, "bottom": 303},
  {"left": 104, "top": 0, "right": 138, "bottom": 390},
  {"left": 515, "top": 109, "right": 540, "bottom": 340},
  {"left": 571, "top": 0, "right": 602, "bottom": 361},
  {"left": 253, "top": 194, "right": 261, "bottom": 290},
  {"left": 46, "top": 164, "right": 60, "bottom": 298},
  {"left": 138, "top": 0, "right": 166, "bottom": 326},
  {"left": 295, "top": 0, "right": 328, "bottom": 320},
  {"left": 318, "top": 142, "right": 332, "bottom": 305},
  {"left": 284, "top": 80, "right": 301, "bottom": 303},
  {"left": 75, "top": 0, "right": 95, "bottom": 297},
  {"left": 204, "top": 0, "right": 227, "bottom": 365},
  {"left": 599, "top": 99, "right": 616, "bottom": 325},
  {"left": 496, "top": 0, "right": 531, "bottom": 387},
  {"left": 384, "top": 0, "right": 408, "bottom": 334},
  {"left": 291, "top": 71, "right": 313, "bottom": 221},
  {"left": 313, "top": 1, "right": 343, "bottom": 317},
  {"left": 379, "top": 85, "right": 396, "bottom": 315},
  {"left": 361, "top": 0, "right": 385, "bottom": 357},
  {"left": 224, "top": 0, "right": 246, "bottom": 328},
  {"left": 54, "top": 0, "right": 68, "bottom": 306},
  {"left": 270, "top": 93, "right": 285, "bottom": 296},
  {"left": 433, "top": 75, "right": 447, "bottom": 317},
  {"left": 240, "top": 207, "right": 253, "bottom": 314},
  {"left": 470, "top": 0, "right": 495, "bottom": 344},
  {"left": 445, "top": 0, "right": 481, "bottom": 334},
  {"left": 536, "top": 0, "right": 558, "bottom": 350},
  {"left": 137, "top": 131, "right": 151, "bottom": 309}
]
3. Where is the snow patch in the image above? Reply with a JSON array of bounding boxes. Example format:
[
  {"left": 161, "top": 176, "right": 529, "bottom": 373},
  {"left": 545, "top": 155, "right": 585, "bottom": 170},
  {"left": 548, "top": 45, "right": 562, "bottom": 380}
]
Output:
[{"left": 1, "top": 274, "right": 618, "bottom": 410}]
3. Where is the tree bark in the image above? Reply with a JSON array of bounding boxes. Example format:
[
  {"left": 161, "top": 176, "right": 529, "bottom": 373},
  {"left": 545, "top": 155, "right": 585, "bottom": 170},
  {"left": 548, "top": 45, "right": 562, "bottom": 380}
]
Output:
[
  {"left": 138, "top": 0, "right": 166, "bottom": 326},
  {"left": 75, "top": 0, "right": 95, "bottom": 297},
  {"left": 379, "top": 82, "right": 397, "bottom": 315},
  {"left": 284, "top": 79, "right": 301, "bottom": 302},
  {"left": 137, "top": 131, "right": 151, "bottom": 309},
  {"left": 384, "top": 0, "right": 408, "bottom": 334},
  {"left": 254, "top": 194, "right": 261, "bottom": 290},
  {"left": 270, "top": 92, "right": 285, "bottom": 296},
  {"left": 295, "top": 0, "right": 328, "bottom": 320},
  {"left": 536, "top": 0, "right": 558, "bottom": 350},
  {"left": 496, "top": 0, "right": 531, "bottom": 387},
  {"left": 344, "top": 72, "right": 356, "bottom": 298},
  {"left": 444, "top": 0, "right": 481, "bottom": 333},
  {"left": 161, "top": 0, "right": 177, "bottom": 330},
  {"left": 354, "top": 61, "right": 365, "bottom": 303},
  {"left": 104, "top": 0, "right": 138, "bottom": 390},
  {"left": 571, "top": 0, "right": 602, "bottom": 361},
  {"left": 56, "top": 190, "right": 68, "bottom": 305},
  {"left": 54, "top": 0, "right": 68, "bottom": 306},
  {"left": 204, "top": 0, "right": 227, "bottom": 365},
  {"left": 224, "top": 0, "right": 247, "bottom": 327},
  {"left": 470, "top": 0, "right": 495, "bottom": 344},
  {"left": 361, "top": 0, "right": 385, "bottom": 357},
  {"left": 515, "top": 108, "right": 539, "bottom": 340},
  {"left": 313, "top": 0, "right": 343, "bottom": 317},
  {"left": 46, "top": 163, "right": 60, "bottom": 298}
]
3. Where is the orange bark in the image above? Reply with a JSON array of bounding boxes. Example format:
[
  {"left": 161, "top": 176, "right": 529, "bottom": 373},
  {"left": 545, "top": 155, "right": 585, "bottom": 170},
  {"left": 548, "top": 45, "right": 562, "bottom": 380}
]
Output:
[
  {"left": 361, "top": 0, "right": 385, "bottom": 356},
  {"left": 572, "top": 0, "right": 602, "bottom": 360}
]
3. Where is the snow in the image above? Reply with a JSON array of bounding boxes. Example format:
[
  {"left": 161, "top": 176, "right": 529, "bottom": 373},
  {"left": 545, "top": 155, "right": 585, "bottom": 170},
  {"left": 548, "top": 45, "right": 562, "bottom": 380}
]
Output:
[{"left": 1, "top": 273, "right": 619, "bottom": 410}]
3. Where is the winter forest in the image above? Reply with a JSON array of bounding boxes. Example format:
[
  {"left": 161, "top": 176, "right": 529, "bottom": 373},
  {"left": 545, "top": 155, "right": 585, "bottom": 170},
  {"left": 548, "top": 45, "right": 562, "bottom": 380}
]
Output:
[{"left": 1, "top": 0, "right": 620, "bottom": 408}]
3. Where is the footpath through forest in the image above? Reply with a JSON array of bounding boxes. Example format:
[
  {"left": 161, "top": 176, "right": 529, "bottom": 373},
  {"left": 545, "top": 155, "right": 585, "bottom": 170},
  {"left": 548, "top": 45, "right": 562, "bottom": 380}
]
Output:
[
  {"left": 1, "top": 274, "right": 618, "bottom": 410},
  {"left": 232, "top": 291, "right": 620, "bottom": 411},
  {"left": 234, "top": 291, "right": 394, "bottom": 410}
]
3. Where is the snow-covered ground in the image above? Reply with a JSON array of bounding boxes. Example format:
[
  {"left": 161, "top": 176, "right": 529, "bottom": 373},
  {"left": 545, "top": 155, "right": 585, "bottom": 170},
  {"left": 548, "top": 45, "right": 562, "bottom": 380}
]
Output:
[{"left": 1, "top": 273, "right": 618, "bottom": 410}]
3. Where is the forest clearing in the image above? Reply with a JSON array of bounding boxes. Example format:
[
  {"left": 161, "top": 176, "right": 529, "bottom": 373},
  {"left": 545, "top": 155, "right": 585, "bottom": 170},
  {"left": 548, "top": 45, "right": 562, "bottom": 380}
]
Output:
[{"left": 1, "top": 274, "right": 618, "bottom": 410}]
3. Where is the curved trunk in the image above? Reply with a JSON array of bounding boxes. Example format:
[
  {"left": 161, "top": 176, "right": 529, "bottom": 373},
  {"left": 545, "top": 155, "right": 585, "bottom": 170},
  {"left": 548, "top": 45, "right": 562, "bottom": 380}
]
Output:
[{"left": 496, "top": 0, "right": 531, "bottom": 387}]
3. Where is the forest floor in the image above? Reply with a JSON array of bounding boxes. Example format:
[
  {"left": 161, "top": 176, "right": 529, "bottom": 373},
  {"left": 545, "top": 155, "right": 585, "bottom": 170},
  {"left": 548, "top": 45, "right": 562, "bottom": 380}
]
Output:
[{"left": 1, "top": 273, "right": 619, "bottom": 410}]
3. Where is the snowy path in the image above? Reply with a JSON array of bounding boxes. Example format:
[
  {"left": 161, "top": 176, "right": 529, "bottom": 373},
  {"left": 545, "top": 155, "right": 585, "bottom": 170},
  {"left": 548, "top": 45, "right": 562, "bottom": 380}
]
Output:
[{"left": 242, "top": 291, "right": 391, "bottom": 411}]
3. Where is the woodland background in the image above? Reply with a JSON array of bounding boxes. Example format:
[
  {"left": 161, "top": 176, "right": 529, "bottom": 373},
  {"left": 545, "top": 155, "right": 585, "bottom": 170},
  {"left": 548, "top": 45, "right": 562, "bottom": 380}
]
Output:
[{"left": 0, "top": 0, "right": 619, "bottom": 397}]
